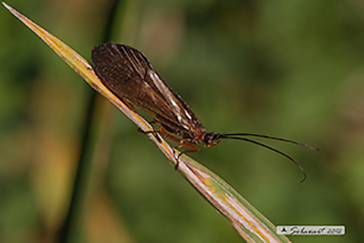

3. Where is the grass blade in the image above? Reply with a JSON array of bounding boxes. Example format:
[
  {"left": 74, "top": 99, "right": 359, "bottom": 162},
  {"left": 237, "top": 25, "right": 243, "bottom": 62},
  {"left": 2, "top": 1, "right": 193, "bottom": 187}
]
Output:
[{"left": 2, "top": 2, "right": 291, "bottom": 242}]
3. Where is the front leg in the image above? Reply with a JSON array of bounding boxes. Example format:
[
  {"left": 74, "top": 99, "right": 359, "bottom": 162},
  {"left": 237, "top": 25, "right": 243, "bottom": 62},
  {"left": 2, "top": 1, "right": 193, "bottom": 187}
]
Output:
[{"left": 174, "top": 141, "right": 199, "bottom": 170}]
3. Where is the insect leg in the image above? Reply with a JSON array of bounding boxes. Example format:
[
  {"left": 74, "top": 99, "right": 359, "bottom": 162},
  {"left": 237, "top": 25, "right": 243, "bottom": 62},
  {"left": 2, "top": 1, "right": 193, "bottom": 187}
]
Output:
[
  {"left": 159, "top": 126, "right": 199, "bottom": 170},
  {"left": 173, "top": 141, "right": 200, "bottom": 170}
]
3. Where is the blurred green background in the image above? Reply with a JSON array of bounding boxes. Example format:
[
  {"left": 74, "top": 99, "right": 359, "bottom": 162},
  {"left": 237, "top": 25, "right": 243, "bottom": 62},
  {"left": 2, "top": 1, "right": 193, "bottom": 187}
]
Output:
[{"left": 1, "top": 0, "right": 364, "bottom": 242}]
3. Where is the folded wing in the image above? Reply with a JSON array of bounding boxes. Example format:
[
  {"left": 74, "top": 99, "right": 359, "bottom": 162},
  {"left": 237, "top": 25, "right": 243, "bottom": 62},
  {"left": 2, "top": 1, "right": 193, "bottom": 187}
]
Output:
[{"left": 91, "top": 43, "right": 202, "bottom": 135}]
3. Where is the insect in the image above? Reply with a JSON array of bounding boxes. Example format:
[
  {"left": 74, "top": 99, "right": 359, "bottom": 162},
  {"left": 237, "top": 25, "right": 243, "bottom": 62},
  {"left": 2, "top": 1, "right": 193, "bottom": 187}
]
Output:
[{"left": 91, "top": 43, "right": 316, "bottom": 181}]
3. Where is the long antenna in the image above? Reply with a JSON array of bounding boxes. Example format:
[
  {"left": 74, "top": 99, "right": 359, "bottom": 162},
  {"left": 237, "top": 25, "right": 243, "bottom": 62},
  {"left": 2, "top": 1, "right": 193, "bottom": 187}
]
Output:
[
  {"left": 218, "top": 134, "right": 309, "bottom": 182},
  {"left": 222, "top": 133, "right": 318, "bottom": 151}
]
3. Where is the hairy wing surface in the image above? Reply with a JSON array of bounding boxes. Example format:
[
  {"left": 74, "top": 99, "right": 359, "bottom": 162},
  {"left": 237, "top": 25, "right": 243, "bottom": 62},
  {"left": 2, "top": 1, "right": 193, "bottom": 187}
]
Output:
[{"left": 91, "top": 43, "right": 199, "bottom": 133}]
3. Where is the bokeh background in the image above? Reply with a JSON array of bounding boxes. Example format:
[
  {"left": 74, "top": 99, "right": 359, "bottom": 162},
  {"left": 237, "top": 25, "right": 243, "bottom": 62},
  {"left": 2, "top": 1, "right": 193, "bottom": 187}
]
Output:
[{"left": 1, "top": 0, "right": 364, "bottom": 242}]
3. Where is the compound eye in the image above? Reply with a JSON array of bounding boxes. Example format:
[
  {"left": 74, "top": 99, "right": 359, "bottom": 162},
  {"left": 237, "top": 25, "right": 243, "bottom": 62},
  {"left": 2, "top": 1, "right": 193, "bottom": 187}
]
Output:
[{"left": 203, "top": 132, "right": 217, "bottom": 147}]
